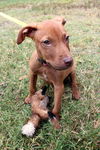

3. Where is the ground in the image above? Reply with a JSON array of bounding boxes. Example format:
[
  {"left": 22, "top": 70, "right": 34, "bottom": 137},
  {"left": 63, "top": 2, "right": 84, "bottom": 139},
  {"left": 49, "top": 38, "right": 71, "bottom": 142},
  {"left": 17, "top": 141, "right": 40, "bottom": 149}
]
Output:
[{"left": 0, "top": 0, "right": 100, "bottom": 150}]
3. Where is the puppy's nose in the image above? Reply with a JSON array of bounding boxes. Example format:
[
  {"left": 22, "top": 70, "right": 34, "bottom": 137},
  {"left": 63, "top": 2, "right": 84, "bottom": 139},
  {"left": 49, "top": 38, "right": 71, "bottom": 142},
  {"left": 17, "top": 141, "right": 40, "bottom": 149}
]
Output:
[{"left": 63, "top": 57, "right": 73, "bottom": 65}]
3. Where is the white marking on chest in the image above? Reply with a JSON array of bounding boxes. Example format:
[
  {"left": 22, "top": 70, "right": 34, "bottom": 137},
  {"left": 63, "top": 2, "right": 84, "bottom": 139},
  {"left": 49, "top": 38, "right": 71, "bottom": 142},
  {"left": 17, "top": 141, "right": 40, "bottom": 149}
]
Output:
[{"left": 43, "top": 73, "right": 48, "bottom": 80}]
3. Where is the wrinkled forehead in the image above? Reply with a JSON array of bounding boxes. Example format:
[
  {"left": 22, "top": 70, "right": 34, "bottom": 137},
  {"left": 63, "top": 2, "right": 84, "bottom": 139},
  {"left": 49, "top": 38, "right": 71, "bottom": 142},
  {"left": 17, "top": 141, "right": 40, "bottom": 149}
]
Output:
[{"left": 36, "top": 20, "right": 66, "bottom": 40}]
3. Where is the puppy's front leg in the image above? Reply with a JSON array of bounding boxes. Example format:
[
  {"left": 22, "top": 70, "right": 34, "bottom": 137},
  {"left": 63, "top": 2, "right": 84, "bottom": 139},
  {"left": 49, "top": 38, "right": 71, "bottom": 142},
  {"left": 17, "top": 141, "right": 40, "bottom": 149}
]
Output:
[
  {"left": 52, "top": 84, "right": 64, "bottom": 117},
  {"left": 25, "top": 70, "right": 37, "bottom": 104}
]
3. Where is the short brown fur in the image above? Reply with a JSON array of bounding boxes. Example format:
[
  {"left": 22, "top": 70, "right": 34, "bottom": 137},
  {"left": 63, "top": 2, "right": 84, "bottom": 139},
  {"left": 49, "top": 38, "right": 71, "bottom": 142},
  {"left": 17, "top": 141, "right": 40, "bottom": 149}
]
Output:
[{"left": 17, "top": 17, "right": 80, "bottom": 118}]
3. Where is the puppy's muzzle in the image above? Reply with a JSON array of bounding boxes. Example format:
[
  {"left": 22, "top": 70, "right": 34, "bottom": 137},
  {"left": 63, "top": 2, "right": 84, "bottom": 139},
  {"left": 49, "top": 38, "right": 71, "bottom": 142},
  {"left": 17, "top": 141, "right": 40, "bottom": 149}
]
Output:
[{"left": 63, "top": 57, "right": 73, "bottom": 67}]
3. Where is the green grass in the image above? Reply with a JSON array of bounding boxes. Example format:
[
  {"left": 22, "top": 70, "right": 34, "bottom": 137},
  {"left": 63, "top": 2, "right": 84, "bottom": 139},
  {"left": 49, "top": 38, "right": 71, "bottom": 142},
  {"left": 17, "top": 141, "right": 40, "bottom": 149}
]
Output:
[{"left": 0, "top": 0, "right": 100, "bottom": 150}]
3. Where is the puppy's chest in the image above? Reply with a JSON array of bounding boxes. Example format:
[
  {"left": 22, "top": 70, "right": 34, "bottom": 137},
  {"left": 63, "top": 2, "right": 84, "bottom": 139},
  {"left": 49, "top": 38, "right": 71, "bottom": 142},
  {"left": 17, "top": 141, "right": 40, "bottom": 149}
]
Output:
[
  {"left": 36, "top": 66, "right": 68, "bottom": 83},
  {"left": 37, "top": 67, "right": 53, "bottom": 82}
]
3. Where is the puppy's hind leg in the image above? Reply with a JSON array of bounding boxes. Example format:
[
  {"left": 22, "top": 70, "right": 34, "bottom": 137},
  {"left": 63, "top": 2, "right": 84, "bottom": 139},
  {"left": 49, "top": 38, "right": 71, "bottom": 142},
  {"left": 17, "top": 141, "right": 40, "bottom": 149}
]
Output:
[{"left": 70, "top": 71, "right": 80, "bottom": 100}]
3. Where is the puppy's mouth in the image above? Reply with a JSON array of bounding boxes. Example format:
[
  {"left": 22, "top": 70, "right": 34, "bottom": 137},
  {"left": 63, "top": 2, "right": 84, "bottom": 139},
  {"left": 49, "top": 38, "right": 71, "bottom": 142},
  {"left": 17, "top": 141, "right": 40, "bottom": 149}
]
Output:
[
  {"left": 38, "top": 58, "right": 73, "bottom": 70},
  {"left": 51, "top": 62, "right": 73, "bottom": 70}
]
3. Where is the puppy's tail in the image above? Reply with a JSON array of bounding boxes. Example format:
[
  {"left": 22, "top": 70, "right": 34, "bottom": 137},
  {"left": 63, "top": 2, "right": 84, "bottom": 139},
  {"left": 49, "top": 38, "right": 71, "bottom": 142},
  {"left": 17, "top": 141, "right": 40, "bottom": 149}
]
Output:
[
  {"left": 48, "top": 111, "right": 61, "bottom": 129},
  {"left": 21, "top": 114, "right": 40, "bottom": 137}
]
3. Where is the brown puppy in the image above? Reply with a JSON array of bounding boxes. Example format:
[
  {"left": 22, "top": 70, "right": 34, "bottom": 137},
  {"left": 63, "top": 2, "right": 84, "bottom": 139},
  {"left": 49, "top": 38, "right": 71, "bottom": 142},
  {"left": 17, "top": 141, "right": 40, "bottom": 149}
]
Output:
[
  {"left": 22, "top": 87, "right": 60, "bottom": 137},
  {"left": 17, "top": 17, "right": 80, "bottom": 118}
]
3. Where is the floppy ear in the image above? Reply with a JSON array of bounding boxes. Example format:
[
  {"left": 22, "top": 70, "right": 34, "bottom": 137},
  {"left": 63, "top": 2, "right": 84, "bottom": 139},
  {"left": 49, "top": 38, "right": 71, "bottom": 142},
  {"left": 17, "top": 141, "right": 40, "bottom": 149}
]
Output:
[
  {"left": 54, "top": 17, "right": 66, "bottom": 25},
  {"left": 17, "top": 25, "right": 37, "bottom": 44}
]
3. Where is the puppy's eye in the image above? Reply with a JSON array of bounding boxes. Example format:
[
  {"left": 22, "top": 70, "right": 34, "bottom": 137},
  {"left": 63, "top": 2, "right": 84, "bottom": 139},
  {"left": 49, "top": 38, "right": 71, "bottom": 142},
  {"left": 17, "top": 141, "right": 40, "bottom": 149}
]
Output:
[
  {"left": 65, "top": 36, "right": 69, "bottom": 41},
  {"left": 43, "top": 40, "right": 51, "bottom": 45}
]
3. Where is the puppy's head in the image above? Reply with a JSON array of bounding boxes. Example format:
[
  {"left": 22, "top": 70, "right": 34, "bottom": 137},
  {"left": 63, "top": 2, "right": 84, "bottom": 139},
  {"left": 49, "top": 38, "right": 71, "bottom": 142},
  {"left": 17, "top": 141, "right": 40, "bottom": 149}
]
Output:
[{"left": 17, "top": 17, "right": 73, "bottom": 70}]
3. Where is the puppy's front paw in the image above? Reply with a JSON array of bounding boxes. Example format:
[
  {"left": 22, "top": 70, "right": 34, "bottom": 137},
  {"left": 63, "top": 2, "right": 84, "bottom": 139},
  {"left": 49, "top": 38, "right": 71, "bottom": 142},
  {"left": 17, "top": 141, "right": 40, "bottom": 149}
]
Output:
[
  {"left": 24, "top": 95, "right": 32, "bottom": 104},
  {"left": 21, "top": 122, "right": 36, "bottom": 137},
  {"left": 51, "top": 118, "right": 61, "bottom": 129}
]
